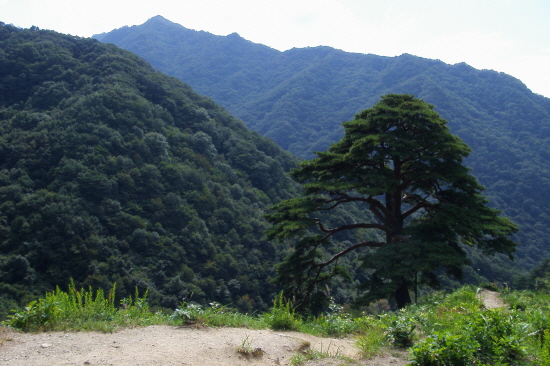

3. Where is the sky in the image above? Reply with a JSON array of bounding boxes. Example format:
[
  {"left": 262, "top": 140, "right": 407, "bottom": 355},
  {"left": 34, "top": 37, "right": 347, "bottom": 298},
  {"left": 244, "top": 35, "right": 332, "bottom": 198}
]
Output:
[{"left": 2, "top": 0, "right": 550, "bottom": 98}]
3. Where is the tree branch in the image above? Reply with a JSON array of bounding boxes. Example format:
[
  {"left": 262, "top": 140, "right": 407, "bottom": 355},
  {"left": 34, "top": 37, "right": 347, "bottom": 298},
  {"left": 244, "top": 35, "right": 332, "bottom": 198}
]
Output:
[
  {"left": 402, "top": 200, "right": 437, "bottom": 218},
  {"left": 315, "top": 219, "right": 388, "bottom": 235},
  {"left": 315, "top": 240, "right": 385, "bottom": 268},
  {"left": 366, "top": 196, "right": 391, "bottom": 221}
]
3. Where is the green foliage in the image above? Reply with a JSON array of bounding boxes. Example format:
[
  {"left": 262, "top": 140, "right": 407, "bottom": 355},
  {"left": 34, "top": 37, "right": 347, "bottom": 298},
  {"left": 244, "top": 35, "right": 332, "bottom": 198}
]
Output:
[
  {"left": 98, "top": 16, "right": 550, "bottom": 282},
  {"left": 407, "top": 287, "right": 550, "bottom": 365},
  {"left": 356, "top": 324, "right": 387, "bottom": 358},
  {"left": 380, "top": 312, "right": 417, "bottom": 348},
  {"left": 289, "top": 341, "right": 346, "bottom": 366},
  {"left": 410, "top": 310, "right": 528, "bottom": 365},
  {"left": 263, "top": 292, "right": 302, "bottom": 331},
  {"left": 169, "top": 293, "right": 372, "bottom": 334},
  {"left": 0, "top": 22, "right": 302, "bottom": 314},
  {"left": 515, "top": 258, "right": 550, "bottom": 291},
  {"left": 303, "top": 299, "right": 371, "bottom": 338},
  {"left": 537, "top": 329, "right": 550, "bottom": 366},
  {"left": 3, "top": 282, "right": 155, "bottom": 332},
  {"left": 170, "top": 300, "right": 262, "bottom": 328},
  {"left": 410, "top": 332, "right": 480, "bottom": 366},
  {"left": 266, "top": 95, "right": 517, "bottom": 310},
  {"left": 9, "top": 282, "right": 550, "bottom": 364},
  {"left": 400, "top": 286, "right": 545, "bottom": 365},
  {"left": 170, "top": 302, "right": 205, "bottom": 325}
]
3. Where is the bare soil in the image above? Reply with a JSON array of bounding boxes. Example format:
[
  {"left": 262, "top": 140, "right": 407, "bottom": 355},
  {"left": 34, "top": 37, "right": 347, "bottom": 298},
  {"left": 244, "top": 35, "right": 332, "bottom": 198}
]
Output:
[
  {"left": 477, "top": 289, "right": 506, "bottom": 309},
  {"left": 0, "top": 325, "right": 409, "bottom": 366}
]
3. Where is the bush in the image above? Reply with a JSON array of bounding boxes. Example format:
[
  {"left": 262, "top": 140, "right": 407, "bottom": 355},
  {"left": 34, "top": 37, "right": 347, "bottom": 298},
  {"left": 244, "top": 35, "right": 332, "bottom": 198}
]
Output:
[
  {"left": 356, "top": 324, "right": 387, "bottom": 358},
  {"left": 410, "top": 332, "right": 479, "bottom": 366},
  {"left": 303, "top": 299, "right": 368, "bottom": 337},
  {"left": 263, "top": 292, "right": 302, "bottom": 331},
  {"left": 170, "top": 302, "right": 204, "bottom": 325},
  {"left": 410, "top": 309, "right": 527, "bottom": 365},
  {"left": 380, "top": 312, "right": 416, "bottom": 348},
  {"left": 3, "top": 282, "right": 154, "bottom": 331}
]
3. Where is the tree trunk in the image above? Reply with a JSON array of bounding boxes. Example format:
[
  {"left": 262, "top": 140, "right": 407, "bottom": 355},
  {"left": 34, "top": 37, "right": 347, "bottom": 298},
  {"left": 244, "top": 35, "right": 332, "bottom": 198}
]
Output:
[{"left": 394, "top": 279, "right": 412, "bottom": 309}]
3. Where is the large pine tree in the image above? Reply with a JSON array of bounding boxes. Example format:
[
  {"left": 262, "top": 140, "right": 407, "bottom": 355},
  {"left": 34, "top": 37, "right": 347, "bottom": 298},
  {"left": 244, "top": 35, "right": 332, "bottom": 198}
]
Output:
[{"left": 266, "top": 94, "right": 518, "bottom": 309}]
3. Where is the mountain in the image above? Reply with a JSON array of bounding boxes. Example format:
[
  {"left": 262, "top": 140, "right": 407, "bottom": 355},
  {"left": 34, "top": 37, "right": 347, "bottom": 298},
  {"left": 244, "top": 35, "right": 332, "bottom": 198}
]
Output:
[
  {"left": 0, "top": 22, "right": 309, "bottom": 315},
  {"left": 96, "top": 16, "right": 550, "bottom": 273}
]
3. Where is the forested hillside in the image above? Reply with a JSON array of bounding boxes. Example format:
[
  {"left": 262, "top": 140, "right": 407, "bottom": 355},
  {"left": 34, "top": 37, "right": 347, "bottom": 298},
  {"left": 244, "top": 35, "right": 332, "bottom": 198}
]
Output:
[
  {"left": 96, "top": 16, "right": 550, "bottom": 273},
  {"left": 0, "top": 22, "right": 309, "bottom": 315}
]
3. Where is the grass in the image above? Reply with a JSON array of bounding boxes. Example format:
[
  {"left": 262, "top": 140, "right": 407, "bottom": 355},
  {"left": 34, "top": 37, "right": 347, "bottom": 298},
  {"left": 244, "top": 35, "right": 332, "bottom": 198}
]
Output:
[
  {"left": 7, "top": 283, "right": 550, "bottom": 364},
  {"left": 356, "top": 324, "right": 386, "bottom": 358},
  {"left": 3, "top": 281, "right": 169, "bottom": 332},
  {"left": 289, "top": 340, "right": 351, "bottom": 366},
  {"left": 263, "top": 292, "right": 302, "bottom": 330},
  {"left": 236, "top": 334, "right": 265, "bottom": 358}
]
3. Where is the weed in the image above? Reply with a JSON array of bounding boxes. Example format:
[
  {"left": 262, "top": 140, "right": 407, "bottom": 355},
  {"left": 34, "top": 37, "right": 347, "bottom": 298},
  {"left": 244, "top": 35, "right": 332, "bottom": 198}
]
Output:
[
  {"left": 264, "top": 292, "right": 302, "bottom": 331},
  {"left": 410, "top": 332, "right": 479, "bottom": 366},
  {"left": 289, "top": 340, "right": 348, "bottom": 366},
  {"left": 380, "top": 312, "right": 416, "bottom": 348},
  {"left": 410, "top": 308, "right": 528, "bottom": 365},
  {"left": 236, "top": 334, "right": 264, "bottom": 357},
  {"left": 356, "top": 324, "right": 386, "bottom": 358},
  {"left": 170, "top": 302, "right": 204, "bottom": 326},
  {"left": 3, "top": 281, "right": 156, "bottom": 332}
]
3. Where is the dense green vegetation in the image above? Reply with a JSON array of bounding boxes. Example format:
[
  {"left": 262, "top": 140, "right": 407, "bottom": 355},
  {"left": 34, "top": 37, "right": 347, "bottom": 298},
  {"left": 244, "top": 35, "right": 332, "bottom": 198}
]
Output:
[
  {"left": 267, "top": 95, "right": 518, "bottom": 311},
  {"left": 1, "top": 17, "right": 548, "bottom": 324},
  {"left": 97, "top": 16, "right": 550, "bottom": 277},
  {"left": 0, "top": 22, "right": 306, "bottom": 316},
  {"left": 0, "top": 22, "right": 385, "bottom": 318},
  {"left": 6, "top": 282, "right": 550, "bottom": 365}
]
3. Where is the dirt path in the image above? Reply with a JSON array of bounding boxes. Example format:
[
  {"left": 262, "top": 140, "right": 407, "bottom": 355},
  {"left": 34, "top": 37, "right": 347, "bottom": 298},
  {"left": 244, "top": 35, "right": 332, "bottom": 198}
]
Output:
[
  {"left": 478, "top": 289, "right": 506, "bottom": 309},
  {"left": 0, "top": 325, "right": 408, "bottom": 366}
]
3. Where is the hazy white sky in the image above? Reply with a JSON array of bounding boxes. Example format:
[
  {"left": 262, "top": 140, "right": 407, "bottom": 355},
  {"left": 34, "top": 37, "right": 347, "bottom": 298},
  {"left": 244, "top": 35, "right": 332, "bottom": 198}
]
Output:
[{"left": 2, "top": 0, "right": 550, "bottom": 98}]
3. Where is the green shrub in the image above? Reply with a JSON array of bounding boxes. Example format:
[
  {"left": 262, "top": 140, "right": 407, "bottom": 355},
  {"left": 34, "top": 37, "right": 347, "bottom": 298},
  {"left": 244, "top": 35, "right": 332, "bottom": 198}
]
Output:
[
  {"left": 4, "top": 281, "right": 116, "bottom": 331},
  {"left": 3, "top": 282, "right": 154, "bottom": 331},
  {"left": 410, "top": 332, "right": 479, "bottom": 366},
  {"left": 171, "top": 301, "right": 264, "bottom": 328},
  {"left": 170, "top": 302, "right": 205, "bottom": 325},
  {"left": 473, "top": 311, "right": 527, "bottom": 363},
  {"left": 263, "top": 292, "right": 302, "bottom": 331},
  {"left": 380, "top": 312, "right": 416, "bottom": 348},
  {"left": 535, "top": 329, "right": 550, "bottom": 366},
  {"left": 303, "top": 299, "right": 370, "bottom": 337},
  {"left": 410, "top": 309, "right": 527, "bottom": 365},
  {"left": 356, "top": 324, "right": 387, "bottom": 358}
]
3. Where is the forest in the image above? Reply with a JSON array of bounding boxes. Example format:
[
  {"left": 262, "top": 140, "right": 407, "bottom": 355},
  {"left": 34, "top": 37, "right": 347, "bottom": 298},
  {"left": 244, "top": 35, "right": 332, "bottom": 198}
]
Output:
[
  {"left": 0, "top": 22, "right": 307, "bottom": 316},
  {"left": 96, "top": 15, "right": 550, "bottom": 279},
  {"left": 0, "top": 19, "right": 549, "bottom": 317}
]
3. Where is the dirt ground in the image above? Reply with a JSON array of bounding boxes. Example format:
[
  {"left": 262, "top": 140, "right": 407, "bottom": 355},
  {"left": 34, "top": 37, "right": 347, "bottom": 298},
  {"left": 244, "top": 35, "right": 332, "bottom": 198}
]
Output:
[
  {"left": 0, "top": 291, "right": 504, "bottom": 366},
  {"left": 477, "top": 289, "right": 506, "bottom": 309},
  {"left": 0, "top": 325, "right": 408, "bottom": 366}
]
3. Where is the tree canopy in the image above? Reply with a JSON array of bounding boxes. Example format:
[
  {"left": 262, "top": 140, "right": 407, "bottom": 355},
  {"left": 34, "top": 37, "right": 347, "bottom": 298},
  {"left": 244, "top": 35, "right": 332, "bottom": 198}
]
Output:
[
  {"left": 266, "top": 94, "right": 518, "bottom": 309},
  {"left": 0, "top": 22, "right": 303, "bottom": 316}
]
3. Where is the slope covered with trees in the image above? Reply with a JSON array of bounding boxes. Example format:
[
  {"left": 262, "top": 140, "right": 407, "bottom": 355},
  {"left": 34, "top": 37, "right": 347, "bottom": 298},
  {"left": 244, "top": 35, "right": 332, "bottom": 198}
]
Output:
[
  {"left": 96, "top": 16, "right": 550, "bottom": 274},
  {"left": 0, "top": 22, "right": 307, "bottom": 315}
]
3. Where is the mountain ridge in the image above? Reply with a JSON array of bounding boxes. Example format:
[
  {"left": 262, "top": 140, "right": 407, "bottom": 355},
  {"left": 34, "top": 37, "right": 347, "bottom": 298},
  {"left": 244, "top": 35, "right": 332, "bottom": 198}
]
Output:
[{"left": 96, "top": 16, "right": 550, "bottom": 274}]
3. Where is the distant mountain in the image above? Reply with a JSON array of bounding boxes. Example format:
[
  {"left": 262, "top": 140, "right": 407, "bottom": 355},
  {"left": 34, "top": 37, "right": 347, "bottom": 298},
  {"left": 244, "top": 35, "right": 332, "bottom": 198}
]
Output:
[
  {"left": 96, "top": 16, "right": 550, "bottom": 273},
  {"left": 0, "top": 22, "right": 307, "bottom": 315}
]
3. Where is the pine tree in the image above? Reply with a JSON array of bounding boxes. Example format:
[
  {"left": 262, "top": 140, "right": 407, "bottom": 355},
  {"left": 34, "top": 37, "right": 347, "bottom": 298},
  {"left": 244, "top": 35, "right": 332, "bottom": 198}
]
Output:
[{"left": 266, "top": 94, "right": 518, "bottom": 309}]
